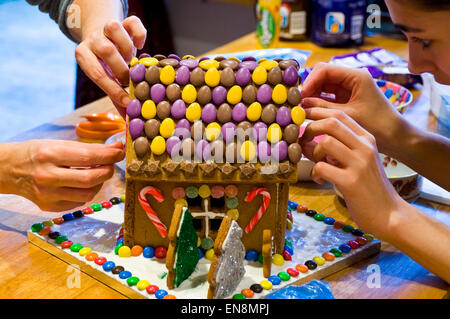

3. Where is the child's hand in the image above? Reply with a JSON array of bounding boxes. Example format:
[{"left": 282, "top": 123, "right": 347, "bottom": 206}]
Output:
[
  {"left": 301, "top": 107, "right": 403, "bottom": 240},
  {"left": 75, "top": 16, "right": 147, "bottom": 117}
]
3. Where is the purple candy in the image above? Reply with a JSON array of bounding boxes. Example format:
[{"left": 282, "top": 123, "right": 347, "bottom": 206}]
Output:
[
  {"left": 235, "top": 67, "right": 251, "bottom": 86},
  {"left": 232, "top": 103, "right": 247, "bottom": 122},
  {"left": 130, "top": 63, "right": 146, "bottom": 83},
  {"left": 283, "top": 65, "right": 299, "bottom": 85},
  {"left": 257, "top": 84, "right": 272, "bottom": 104},
  {"left": 239, "top": 61, "right": 258, "bottom": 72},
  {"left": 126, "top": 98, "right": 141, "bottom": 119},
  {"left": 201, "top": 103, "right": 217, "bottom": 123},
  {"left": 276, "top": 106, "right": 292, "bottom": 126},
  {"left": 175, "top": 119, "right": 191, "bottom": 139},
  {"left": 175, "top": 65, "right": 190, "bottom": 85},
  {"left": 171, "top": 99, "right": 186, "bottom": 119},
  {"left": 129, "top": 118, "right": 144, "bottom": 139},
  {"left": 212, "top": 86, "right": 227, "bottom": 105},
  {"left": 257, "top": 141, "right": 271, "bottom": 163},
  {"left": 138, "top": 53, "right": 151, "bottom": 59},
  {"left": 166, "top": 136, "right": 181, "bottom": 157},
  {"left": 179, "top": 58, "right": 199, "bottom": 70},
  {"left": 199, "top": 56, "right": 209, "bottom": 62},
  {"left": 252, "top": 122, "right": 268, "bottom": 142},
  {"left": 271, "top": 140, "right": 288, "bottom": 162},
  {"left": 168, "top": 54, "right": 181, "bottom": 61},
  {"left": 221, "top": 122, "right": 237, "bottom": 143},
  {"left": 242, "top": 56, "right": 256, "bottom": 62},
  {"left": 196, "top": 139, "right": 211, "bottom": 160},
  {"left": 150, "top": 83, "right": 166, "bottom": 104}
]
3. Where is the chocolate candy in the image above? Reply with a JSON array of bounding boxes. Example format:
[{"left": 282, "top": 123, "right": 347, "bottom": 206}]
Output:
[
  {"left": 159, "top": 58, "right": 179, "bottom": 68},
  {"left": 151, "top": 136, "right": 166, "bottom": 155},
  {"left": 156, "top": 101, "right": 171, "bottom": 119},
  {"left": 220, "top": 59, "right": 239, "bottom": 70},
  {"left": 279, "top": 59, "right": 298, "bottom": 70},
  {"left": 240, "top": 140, "right": 257, "bottom": 161},
  {"left": 170, "top": 99, "right": 186, "bottom": 119},
  {"left": 252, "top": 65, "right": 268, "bottom": 85},
  {"left": 141, "top": 100, "right": 156, "bottom": 119},
  {"left": 267, "top": 123, "right": 282, "bottom": 143},
  {"left": 287, "top": 86, "right": 302, "bottom": 105},
  {"left": 214, "top": 56, "right": 226, "bottom": 62},
  {"left": 236, "top": 121, "right": 252, "bottom": 140},
  {"left": 205, "top": 67, "right": 220, "bottom": 87},
  {"left": 150, "top": 83, "right": 165, "bottom": 104},
  {"left": 227, "top": 85, "right": 242, "bottom": 104},
  {"left": 133, "top": 136, "right": 149, "bottom": 157},
  {"left": 212, "top": 86, "right": 227, "bottom": 105},
  {"left": 130, "top": 63, "right": 146, "bottom": 83},
  {"left": 197, "top": 85, "right": 212, "bottom": 105},
  {"left": 221, "top": 122, "right": 236, "bottom": 143},
  {"left": 272, "top": 140, "right": 288, "bottom": 162},
  {"left": 252, "top": 122, "right": 268, "bottom": 142},
  {"left": 283, "top": 65, "right": 299, "bottom": 86},
  {"left": 217, "top": 103, "right": 232, "bottom": 123},
  {"left": 182, "top": 84, "right": 197, "bottom": 104},
  {"left": 166, "top": 83, "right": 181, "bottom": 102},
  {"left": 190, "top": 120, "right": 205, "bottom": 140},
  {"left": 210, "top": 139, "right": 225, "bottom": 161},
  {"left": 205, "top": 122, "right": 221, "bottom": 141},
  {"left": 126, "top": 99, "right": 141, "bottom": 119},
  {"left": 179, "top": 58, "right": 198, "bottom": 70},
  {"left": 159, "top": 118, "right": 175, "bottom": 138},
  {"left": 153, "top": 54, "right": 166, "bottom": 60},
  {"left": 284, "top": 124, "right": 300, "bottom": 144},
  {"left": 180, "top": 138, "right": 195, "bottom": 159},
  {"left": 288, "top": 143, "right": 302, "bottom": 164},
  {"left": 242, "top": 84, "right": 257, "bottom": 104},
  {"left": 247, "top": 102, "right": 262, "bottom": 122},
  {"left": 225, "top": 142, "right": 238, "bottom": 162},
  {"left": 257, "top": 141, "right": 271, "bottom": 163},
  {"left": 160, "top": 65, "right": 176, "bottom": 85},
  {"left": 190, "top": 67, "right": 205, "bottom": 86},
  {"left": 201, "top": 103, "right": 217, "bottom": 123},
  {"left": 220, "top": 67, "right": 235, "bottom": 87},
  {"left": 268, "top": 66, "right": 282, "bottom": 85},
  {"left": 272, "top": 84, "right": 288, "bottom": 104},
  {"left": 166, "top": 136, "right": 181, "bottom": 157},
  {"left": 261, "top": 104, "right": 277, "bottom": 124},
  {"left": 175, "top": 118, "right": 191, "bottom": 139},
  {"left": 257, "top": 84, "right": 272, "bottom": 104},
  {"left": 232, "top": 102, "right": 247, "bottom": 122},
  {"left": 129, "top": 118, "right": 144, "bottom": 139},
  {"left": 276, "top": 106, "right": 292, "bottom": 126},
  {"left": 145, "top": 119, "right": 160, "bottom": 139},
  {"left": 186, "top": 102, "right": 202, "bottom": 122},
  {"left": 134, "top": 81, "right": 150, "bottom": 101},
  {"left": 175, "top": 65, "right": 190, "bottom": 86},
  {"left": 145, "top": 65, "right": 160, "bottom": 84},
  {"left": 235, "top": 67, "right": 251, "bottom": 87},
  {"left": 239, "top": 61, "right": 258, "bottom": 72},
  {"left": 291, "top": 106, "right": 306, "bottom": 126},
  {"left": 196, "top": 139, "right": 211, "bottom": 160}
]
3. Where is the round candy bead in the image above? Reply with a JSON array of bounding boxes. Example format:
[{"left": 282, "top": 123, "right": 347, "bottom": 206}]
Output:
[
  {"left": 201, "top": 103, "right": 217, "bottom": 123},
  {"left": 243, "top": 84, "right": 257, "bottom": 104},
  {"left": 137, "top": 280, "right": 150, "bottom": 291},
  {"left": 250, "top": 283, "right": 263, "bottom": 293},
  {"left": 272, "top": 84, "right": 288, "bottom": 105},
  {"left": 245, "top": 250, "right": 259, "bottom": 261},
  {"left": 226, "top": 209, "right": 239, "bottom": 220},
  {"left": 347, "top": 240, "right": 360, "bottom": 249},
  {"left": 127, "top": 276, "right": 140, "bottom": 286},
  {"left": 235, "top": 67, "right": 251, "bottom": 86},
  {"left": 342, "top": 225, "right": 355, "bottom": 233},
  {"left": 247, "top": 102, "right": 262, "bottom": 122},
  {"left": 267, "top": 123, "right": 282, "bottom": 143},
  {"left": 338, "top": 244, "right": 351, "bottom": 253},
  {"left": 330, "top": 248, "right": 343, "bottom": 257},
  {"left": 314, "top": 213, "right": 325, "bottom": 221},
  {"left": 101, "top": 201, "right": 112, "bottom": 208},
  {"left": 257, "top": 141, "right": 271, "bottom": 163},
  {"left": 287, "top": 268, "right": 299, "bottom": 277},
  {"left": 49, "top": 231, "right": 60, "bottom": 239},
  {"left": 159, "top": 118, "right": 175, "bottom": 138},
  {"left": 146, "top": 285, "right": 159, "bottom": 294},
  {"left": 119, "top": 270, "right": 132, "bottom": 279},
  {"left": 224, "top": 184, "right": 238, "bottom": 197},
  {"left": 55, "top": 235, "right": 68, "bottom": 244},
  {"left": 62, "top": 213, "right": 74, "bottom": 221},
  {"left": 164, "top": 294, "right": 176, "bottom": 299},
  {"left": 322, "top": 251, "right": 335, "bottom": 261},
  {"left": 205, "top": 249, "right": 215, "bottom": 260},
  {"left": 232, "top": 103, "right": 247, "bottom": 122},
  {"left": 182, "top": 84, "right": 197, "bottom": 104},
  {"left": 78, "top": 247, "right": 92, "bottom": 256},
  {"left": 150, "top": 136, "right": 166, "bottom": 155},
  {"left": 118, "top": 246, "right": 132, "bottom": 257},
  {"left": 295, "top": 264, "right": 308, "bottom": 273},
  {"left": 130, "top": 63, "right": 146, "bottom": 83},
  {"left": 61, "top": 241, "right": 73, "bottom": 249},
  {"left": 175, "top": 65, "right": 190, "bottom": 85},
  {"left": 227, "top": 85, "right": 242, "bottom": 104},
  {"left": 52, "top": 217, "right": 64, "bottom": 225},
  {"left": 252, "top": 66, "right": 268, "bottom": 85},
  {"left": 131, "top": 245, "right": 143, "bottom": 256},
  {"left": 91, "top": 203, "right": 102, "bottom": 212},
  {"left": 256, "top": 84, "right": 272, "bottom": 104},
  {"left": 111, "top": 266, "right": 125, "bottom": 274},
  {"left": 94, "top": 256, "right": 107, "bottom": 265},
  {"left": 129, "top": 118, "right": 145, "bottom": 139},
  {"left": 225, "top": 197, "right": 238, "bottom": 209},
  {"left": 242, "top": 56, "right": 256, "bottom": 62},
  {"left": 272, "top": 253, "right": 285, "bottom": 266},
  {"left": 291, "top": 106, "right": 306, "bottom": 126},
  {"left": 356, "top": 237, "right": 368, "bottom": 246},
  {"left": 284, "top": 244, "right": 294, "bottom": 256},
  {"left": 323, "top": 217, "right": 335, "bottom": 225},
  {"left": 186, "top": 102, "right": 202, "bottom": 122},
  {"left": 283, "top": 249, "right": 292, "bottom": 260},
  {"left": 198, "top": 184, "right": 211, "bottom": 198},
  {"left": 172, "top": 187, "right": 186, "bottom": 200},
  {"left": 268, "top": 275, "right": 281, "bottom": 285},
  {"left": 261, "top": 104, "right": 277, "bottom": 124},
  {"left": 283, "top": 65, "right": 299, "bottom": 85},
  {"left": 259, "top": 280, "right": 273, "bottom": 290},
  {"left": 160, "top": 65, "right": 175, "bottom": 85},
  {"left": 363, "top": 233, "right": 375, "bottom": 242},
  {"left": 313, "top": 256, "right": 325, "bottom": 266},
  {"left": 241, "top": 289, "right": 254, "bottom": 298},
  {"left": 278, "top": 271, "right": 291, "bottom": 281},
  {"left": 205, "top": 67, "right": 220, "bottom": 87},
  {"left": 240, "top": 140, "right": 256, "bottom": 161},
  {"left": 155, "top": 289, "right": 168, "bottom": 299},
  {"left": 150, "top": 83, "right": 166, "bottom": 104},
  {"left": 102, "top": 261, "right": 116, "bottom": 271},
  {"left": 201, "top": 237, "right": 214, "bottom": 250},
  {"left": 85, "top": 252, "right": 98, "bottom": 261},
  {"left": 143, "top": 246, "right": 155, "bottom": 258},
  {"left": 305, "top": 260, "right": 317, "bottom": 270},
  {"left": 352, "top": 228, "right": 365, "bottom": 237},
  {"left": 333, "top": 221, "right": 345, "bottom": 229},
  {"left": 115, "top": 243, "right": 123, "bottom": 255},
  {"left": 31, "top": 223, "right": 44, "bottom": 232},
  {"left": 155, "top": 246, "right": 167, "bottom": 259}
]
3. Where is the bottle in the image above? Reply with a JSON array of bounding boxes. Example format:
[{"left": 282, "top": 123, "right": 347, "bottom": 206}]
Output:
[
  {"left": 256, "top": 0, "right": 282, "bottom": 48},
  {"left": 310, "top": 0, "right": 367, "bottom": 47},
  {"left": 279, "top": 0, "right": 309, "bottom": 41}
]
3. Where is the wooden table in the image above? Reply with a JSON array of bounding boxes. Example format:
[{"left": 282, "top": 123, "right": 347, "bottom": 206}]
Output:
[{"left": 0, "top": 33, "right": 448, "bottom": 299}]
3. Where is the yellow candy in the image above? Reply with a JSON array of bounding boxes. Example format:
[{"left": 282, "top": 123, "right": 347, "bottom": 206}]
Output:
[
  {"left": 260, "top": 59, "right": 278, "bottom": 70},
  {"left": 291, "top": 106, "right": 306, "bottom": 126},
  {"left": 272, "top": 253, "right": 285, "bottom": 266},
  {"left": 205, "top": 67, "right": 220, "bottom": 87},
  {"left": 175, "top": 198, "right": 188, "bottom": 208},
  {"left": 119, "top": 194, "right": 126, "bottom": 202},
  {"left": 267, "top": 123, "right": 282, "bottom": 143},
  {"left": 182, "top": 54, "right": 195, "bottom": 60},
  {"left": 286, "top": 219, "right": 293, "bottom": 230},
  {"left": 182, "top": 84, "right": 197, "bottom": 104},
  {"left": 205, "top": 249, "right": 215, "bottom": 260},
  {"left": 139, "top": 57, "right": 158, "bottom": 66},
  {"left": 150, "top": 136, "right": 166, "bottom": 155},
  {"left": 228, "top": 56, "right": 241, "bottom": 63},
  {"left": 205, "top": 122, "right": 221, "bottom": 141},
  {"left": 141, "top": 100, "right": 156, "bottom": 119},
  {"left": 257, "top": 58, "right": 268, "bottom": 64},
  {"left": 272, "top": 84, "right": 288, "bottom": 104},
  {"left": 240, "top": 140, "right": 257, "bottom": 161},
  {"left": 130, "top": 57, "right": 139, "bottom": 67},
  {"left": 199, "top": 59, "right": 219, "bottom": 70},
  {"left": 186, "top": 102, "right": 202, "bottom": 122},
  {"left": 42, "top": 220, "right": 54, "bottom": 227},
  {"left": 118, "top": 245, "right": 131, "bottom": 257},
  {"left": 137, "top": 280, "right": 150, "bottom": 291},
  {"left": 78, "top": 247, "right": 92, "bottom": 256},
  {"left": 198, "top": 185, "right": 211, "bottom": 198},
  {"left": 260, "top": 280, "right": 273, "bottom": 290},
  {"left": 159, "top": 118, "right": 175, "bottom": 138},
  {"left": 226, "top": 209, "right": 239, "bottom": 220},
  {"left": 363, "top": 233, "right": 374, "bottom": 242},
  {"left": 160, "top": 65, "right": 175, "bottom": 85},
  {"left": 197, "top": 237, "right": 202, "bottom": 247},
  {"left": 252, "top": 66, "right": 268, "bottom": 85},
  {"left": 227, "top": 85, "right": 242, "bottom": 104},
  {"left": 247, "top": 101, "right": 262, "bottom": 122},
  {"left": 313, "top": 256, "right": 325, "bottom": 266},
  {"left": 389, "top": 95, "right": 397, "bottom": 104}
]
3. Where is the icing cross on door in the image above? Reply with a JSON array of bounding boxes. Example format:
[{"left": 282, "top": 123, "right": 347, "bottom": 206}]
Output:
[{"left": 190, "top": 198, "right": 225, "bottom": 239}]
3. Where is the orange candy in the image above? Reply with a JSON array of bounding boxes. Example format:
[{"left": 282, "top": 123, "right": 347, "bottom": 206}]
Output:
[
  {"left": 295, "top": 264, "right": 308, "bottom": 273},
  {"left": 52, "top": 217, "right": 64, "bottom": 225},
  {"left": 163, "top": 294, "right": 176, "bottom": 299},
  {"left": 241, "top": 289, "right": 254, "bottom": 298},
  {"left": 333, "top": 221, "right": 345, "bottom": 229},
  {"left": 131, "top": 245, "right": 143, "bottom": 256},
  {"left": 85, "top": 252, "right": 99, "bottom": 261},
  {"left": 39, "top": 226, "right": 52, "bottom": 236},
  {"left": 322, "top": 251, "right": 335, "bottom": 261}
]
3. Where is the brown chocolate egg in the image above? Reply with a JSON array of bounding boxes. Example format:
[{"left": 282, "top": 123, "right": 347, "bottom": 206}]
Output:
[
  {"left": 220, "top": 67, "right": 235, "bottom": 87},
  {"left": 133, "top": 136, "right": 149, "bottom": 157},
  {"left": 134, "top": 81, "right": 150, "bottom": 101},
  {"left": 217, "top": 103, "right": 232, "bottom": 123},
  {"left": 288, "top": 143, "right": 302, "bottom": 164},
  {"left": 180, "top": 138, "right": 195, "bottom": 159},
  {"left": 284, "top": 124, "right": 300, "bottom": 144},
  {"left": 236, "top": 121, "right": 252, "bottom": 140},
  {"left": 214, "top": 56, "right": 226, "bottom": 62},
  {"left": 153, "top": 54, "right": 166, "bottom": 61},
  {"left": 278, "top": 60, "right": 299, "bottom": 70},
  {"left": 268, "top": 66, "right": 282, "bottom": 85},
  {"left": 145, "top": 65, "right": 160, "bottom": 84},
  {"left": 197, "top": 85, "right": 212, "bottom": 105},
  {"left": 210, "top": 139, "right": 225, "bottom": 162},
  {"left": 166, "top": 83, "right": 181, "bottom": 102},
  {"left": 190, "top": 120, "right": 205, "bottom": 140},
  {"left": 219, "top": 59, "right": 239, "bottom": 70},
  {"left": 144, "top": 119, "right": 160, "bottom": 139},
  {"left": 190, "top": 67, "right": 205, "bottom": 86},
  {"left": 242, "top": 84, "right": 257, "bottom": 104},
  {"left": 159, "top": 58, "right": 179, "bottom": 68},
  {"left": 261, "top": 104, "right": 277, "bottom": 124},
  {"left": 156, "top": 101, "right": 171, "bottom": 119},
  {"left": 225, "top": 142, "right": 238, "bottom": 162},
  {"left": 287, "top": 86, "right": 302, "bottom": 106}
]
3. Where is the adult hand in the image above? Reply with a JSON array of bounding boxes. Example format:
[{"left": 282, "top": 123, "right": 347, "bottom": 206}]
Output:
[
  {"left": 75, "top": 16, "right": 147, "bottom": 118},
  {"left": 0, "top": 140, "right": 124, "bottom": 212},
  {"left": 301, "top": 63, "right": 406, "bottom": 155}
]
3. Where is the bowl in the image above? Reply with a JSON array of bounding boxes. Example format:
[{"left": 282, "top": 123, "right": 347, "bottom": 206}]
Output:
[{"left": 376, "top": 79, "right": 413, "bottom": 114}]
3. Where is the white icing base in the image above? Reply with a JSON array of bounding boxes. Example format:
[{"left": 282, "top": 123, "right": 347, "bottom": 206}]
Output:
[{"left": 29, "top": 203, "right": 377, "bottom": 299}]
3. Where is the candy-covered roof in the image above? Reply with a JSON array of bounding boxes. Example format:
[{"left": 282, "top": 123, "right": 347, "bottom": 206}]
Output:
[{"left": 125, "top": 53, "right": 305, "bottom": 183}]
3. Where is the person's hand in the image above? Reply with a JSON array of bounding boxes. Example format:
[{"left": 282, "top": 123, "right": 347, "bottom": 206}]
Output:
[
  {"left": 301, "top": 63, "right": 406, "bottom": 155},
  {"left": 301, "top": 107, "right": 403, "bottom": 240},
  {"left": 75, "top": 16, "right": 147, "bottom": 118},
  {"left": 0, "top": 140, "right": 124, "bottom": 212}
]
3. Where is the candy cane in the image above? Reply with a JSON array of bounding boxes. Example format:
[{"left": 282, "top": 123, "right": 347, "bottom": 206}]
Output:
[
  {"left": 244, "top": 187, "right": 271, "bottom": 234},
  {"left": 138, "top": 186, "right": 167, "bottom": 238}
]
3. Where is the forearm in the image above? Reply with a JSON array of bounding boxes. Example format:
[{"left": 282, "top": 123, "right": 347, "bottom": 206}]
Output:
[{"left": 68, "top": 0, "right": 125, "bottom": 42}]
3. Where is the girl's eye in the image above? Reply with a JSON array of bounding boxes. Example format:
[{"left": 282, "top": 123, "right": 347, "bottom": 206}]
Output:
[{"left": 411, "top": 37, "right": 432, "bottom": 49}]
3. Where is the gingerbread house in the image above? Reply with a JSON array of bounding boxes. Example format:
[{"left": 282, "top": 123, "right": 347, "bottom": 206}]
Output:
[{"left": 123, "top": 53, "right": 304, "bottom": 255}]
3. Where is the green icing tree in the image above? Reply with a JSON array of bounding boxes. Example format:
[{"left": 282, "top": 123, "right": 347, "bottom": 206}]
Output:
[{"left": 174, "top": 208, "right": 200, "bottom": 287}]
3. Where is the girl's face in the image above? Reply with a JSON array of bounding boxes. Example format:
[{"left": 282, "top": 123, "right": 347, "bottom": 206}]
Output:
[{"left": 385, "top": 0, "right": 450, "bottom": 84}]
